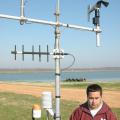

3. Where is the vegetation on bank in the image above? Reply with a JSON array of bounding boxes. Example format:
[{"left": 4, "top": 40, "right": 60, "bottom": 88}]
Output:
[{"left": 0, "top": 92, "right": 119, "bottom": 120}]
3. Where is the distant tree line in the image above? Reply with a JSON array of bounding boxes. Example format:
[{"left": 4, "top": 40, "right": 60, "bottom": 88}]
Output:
[{"left": 64, "top": 78, "right": 86, "bottom": 82}]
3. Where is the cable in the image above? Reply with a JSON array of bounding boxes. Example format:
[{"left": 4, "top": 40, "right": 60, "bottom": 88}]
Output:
[{"left": 61, "top": 53, "right": 75, "bottom": 71}]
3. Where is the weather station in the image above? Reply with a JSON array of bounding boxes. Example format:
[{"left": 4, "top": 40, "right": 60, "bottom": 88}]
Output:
[{"left": 0, "top": 0, "right": 109, "bottom": 120}]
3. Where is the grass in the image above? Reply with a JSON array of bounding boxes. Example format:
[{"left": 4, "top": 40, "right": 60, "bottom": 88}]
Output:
[
  {"left": 61, "top": 81, "right": 120, "bottom": 90},
  {"left": 0, "top": 92, "right": 47, "bottom": 120},
  {"left": 0, "top": 91, "right": 119, "bottom": 120}
]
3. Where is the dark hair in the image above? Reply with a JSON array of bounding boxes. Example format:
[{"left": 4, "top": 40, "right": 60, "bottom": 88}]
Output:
[{"left": 86, "top": 84, "right": 102, "bottom": 96}]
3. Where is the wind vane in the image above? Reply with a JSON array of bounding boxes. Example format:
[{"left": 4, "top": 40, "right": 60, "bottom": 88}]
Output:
[{"left": 0, "top": 0, "right": 109, "bottom": 120}]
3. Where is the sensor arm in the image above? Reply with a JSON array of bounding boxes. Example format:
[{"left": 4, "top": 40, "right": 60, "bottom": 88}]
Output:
[{"left": 0, "top": 13, "right": 100, "bottom": 33}]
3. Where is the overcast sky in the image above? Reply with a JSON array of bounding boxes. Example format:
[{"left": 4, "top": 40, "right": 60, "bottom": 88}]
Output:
[{"left": 0, "top": 0, "right": 119, "bottom": 69}]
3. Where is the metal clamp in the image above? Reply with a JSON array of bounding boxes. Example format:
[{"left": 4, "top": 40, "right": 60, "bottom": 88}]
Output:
[{"left": 53, "top": 49, "right": 64, "bottom": 59}]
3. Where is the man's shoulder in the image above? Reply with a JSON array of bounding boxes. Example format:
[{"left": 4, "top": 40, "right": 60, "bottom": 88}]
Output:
[
  {"left": 100, "top": 102, "right": 118, "bottom": 120},
  {"left": 74, "top": 102, "right": 89, "bottom": 113},
  {"left": 102, "top": 102, "right": 112, "bottom": 112},
  {"left": 80, "top": 102, "right": 88, "bottom": 108}
]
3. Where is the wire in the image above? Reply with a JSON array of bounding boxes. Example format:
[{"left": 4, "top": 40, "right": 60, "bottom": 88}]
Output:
[{"left": 61, "top": 53, "right": 75, "bottom": 71}]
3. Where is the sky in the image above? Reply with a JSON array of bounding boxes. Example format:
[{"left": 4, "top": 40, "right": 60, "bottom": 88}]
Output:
[{"left": 0, "top": 0, "right": 120, "bottom": 69}]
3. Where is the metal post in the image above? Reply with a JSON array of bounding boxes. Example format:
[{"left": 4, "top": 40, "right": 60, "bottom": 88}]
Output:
[
  {"left": 46, "top": 110, "right": 50, "bottom": 120},
  {"left": 95, "top": 8, "right": 100, "bottom": 47},
  {"left": 20, "top": 0, "right": 25, "bottom": 25},
  {"left": 54, "top": 0, "right": 61, "bottom": 120},
  {"left": 20, "top": 0, "right": 24, "bottom": 17}
]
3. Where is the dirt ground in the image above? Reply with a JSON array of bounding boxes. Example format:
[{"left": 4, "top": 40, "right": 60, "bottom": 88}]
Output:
[{"left": 0, "top": 82, "right": 120, "bottom": 108}]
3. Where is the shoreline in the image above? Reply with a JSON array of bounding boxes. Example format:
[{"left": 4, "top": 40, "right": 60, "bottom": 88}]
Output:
[{"left": 0, "top": 79, "right": 120, "bottom": 83}]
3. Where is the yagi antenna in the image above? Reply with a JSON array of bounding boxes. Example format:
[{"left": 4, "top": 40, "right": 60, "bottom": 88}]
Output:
[
  {"left": 11, "top": 45, "right": 50, "bottom": 62},
  {"left": 39, "top": 45, "right": 41, "bottom": 62},
  {"left": 32, "top": 45, "right": 34, "bottom": 61}
]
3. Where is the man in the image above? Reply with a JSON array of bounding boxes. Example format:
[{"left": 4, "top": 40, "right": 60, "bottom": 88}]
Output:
[{"left": 69, "top": 84, "right": 117, "bottom": 120}]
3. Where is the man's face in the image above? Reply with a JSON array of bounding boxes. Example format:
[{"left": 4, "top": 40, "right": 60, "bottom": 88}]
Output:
[{"left": 87, "top": 91, "right": 102, "bottom": 109}]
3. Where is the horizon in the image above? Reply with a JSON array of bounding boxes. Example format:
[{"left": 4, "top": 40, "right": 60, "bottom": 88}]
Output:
[{"left": 1, "top": 66, "right": 120, "bottom": 70}]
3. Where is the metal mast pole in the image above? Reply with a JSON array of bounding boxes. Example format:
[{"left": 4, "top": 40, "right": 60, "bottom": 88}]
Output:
[{"left": 54, "top": 0, "right": 61, "bottom": 120}]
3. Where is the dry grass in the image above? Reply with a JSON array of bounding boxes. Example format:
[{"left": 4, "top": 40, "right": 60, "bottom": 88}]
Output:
[{"left": 0, "top": 82, "right": 120, "bottom": 108}]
